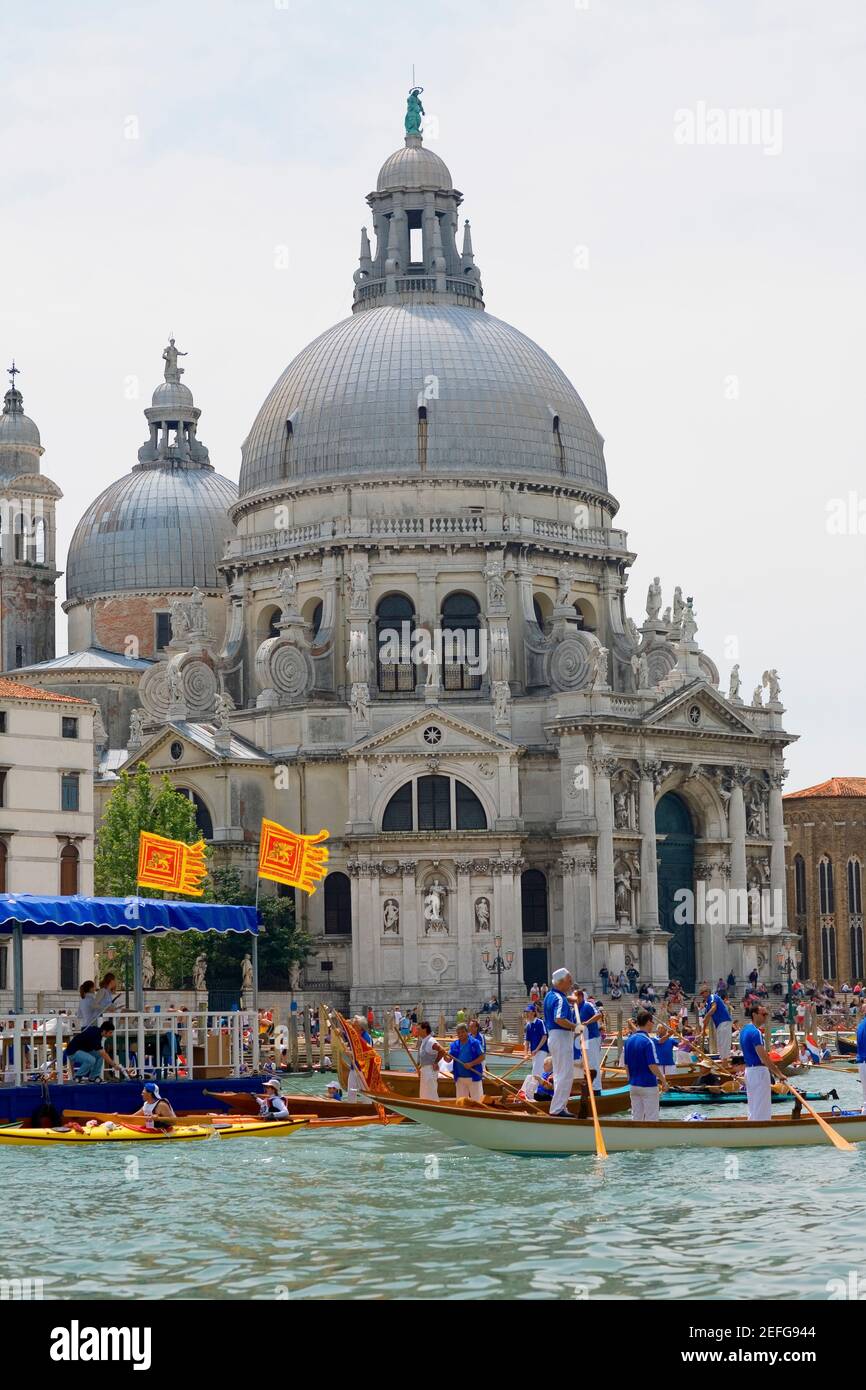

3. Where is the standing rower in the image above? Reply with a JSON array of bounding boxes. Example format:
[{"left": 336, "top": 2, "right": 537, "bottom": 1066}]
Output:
[
  {"left": 575, "top": 988, "right": 603, "bottom": 1093},
  {"left": 417, "top": 1021, "right": 448, "bottom": 1101},
  {"left": 542, "top": 968, "right": 579, "bottom": 1116},
  {"left": 623, "top": 1009, "right": 669, "bottom": 1120},
  {"left": 857, "top": 1001, "right": 866, "bottom": 1114},
  {"left": 739, "top": 1002, "right": 784, "bottom": 1121},
  {"left": 449, "top": 1022, "right": 485, "bottom": 1102},
  {"left": 701, "top": 985, "right": 733, "bottom": 1060}
]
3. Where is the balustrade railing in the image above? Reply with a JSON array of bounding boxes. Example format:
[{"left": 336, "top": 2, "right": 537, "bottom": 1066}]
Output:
[
  {"left": 241, "top": 514, "right": 628, "bottom": 555},
  {"left": 0, "top": 1009, "right": 257, "bottom": 1087}
]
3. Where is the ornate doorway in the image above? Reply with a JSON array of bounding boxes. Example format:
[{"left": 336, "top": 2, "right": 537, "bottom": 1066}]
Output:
[{"left": 656, "top": 792, "right": 696, "bottom": 991}]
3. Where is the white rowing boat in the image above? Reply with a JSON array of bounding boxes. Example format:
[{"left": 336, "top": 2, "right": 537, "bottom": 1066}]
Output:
[{"left": 372, "top": 1093, "right": 866, "bottom": 1154}]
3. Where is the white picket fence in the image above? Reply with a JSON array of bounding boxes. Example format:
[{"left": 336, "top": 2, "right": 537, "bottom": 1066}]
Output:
[{"left": 0, "top": 1010, "right": 258, "bottom": 1086}]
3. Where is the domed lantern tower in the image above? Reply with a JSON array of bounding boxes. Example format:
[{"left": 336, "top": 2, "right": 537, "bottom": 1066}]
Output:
[{"left": 0, "top": 362, "right": 61, "bottom": 670}]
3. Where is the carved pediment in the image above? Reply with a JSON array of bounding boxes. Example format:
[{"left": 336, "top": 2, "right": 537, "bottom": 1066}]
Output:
[
  {"left": 348, "top": 708, "right": 517, "bottom": 762},
  {"left": 642, "top": 682, "right": 760, "bottom": 738}
]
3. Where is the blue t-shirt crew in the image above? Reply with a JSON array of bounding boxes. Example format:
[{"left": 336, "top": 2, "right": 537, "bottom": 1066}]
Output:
[
  {"left": 543, "top": 987, "right": 576, "bottom": 1034},
  {"left": 623, "top": 1032, "right": 660, "bottom": 1088},
  {"left": 449, "top": 1035, "right": 485, "bottom": 1080},
  {"left": 578, "top": 1000, "right": 601, "bottom": 1039},
  {"left": 739, "top": 1023, "right": 764, "bottom": 1067},
  {"left": 653, "top": 1035, "right": 676, "bottom": 1068},
  {"left": 705, "top": 993, "right": 731, "bottom": 1025},
  {"left": 525, "top": 1017, "right": 548, "bottom": 1054},
  {"left": 856, "top": 1016, "right": 866, "bottom": 1065}
]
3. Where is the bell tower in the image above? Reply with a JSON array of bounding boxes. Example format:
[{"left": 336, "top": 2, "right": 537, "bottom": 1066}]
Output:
[{"left": 0, "top": 363, "right": 61, "bottom": 669}]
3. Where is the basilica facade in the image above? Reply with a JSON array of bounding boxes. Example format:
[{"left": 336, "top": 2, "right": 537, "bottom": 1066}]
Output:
[{"left": 7, "top": 103, "right": 797, "bottom": 1010}]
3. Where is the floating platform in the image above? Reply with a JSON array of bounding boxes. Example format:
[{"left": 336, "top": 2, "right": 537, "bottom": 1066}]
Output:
[{"left": 0, "top": 1074, "right": 263, "bottom": 1123}]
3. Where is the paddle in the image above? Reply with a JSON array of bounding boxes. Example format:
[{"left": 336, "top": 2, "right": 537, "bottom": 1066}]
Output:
[
  {"left": 579, "top": 1029, "right": 607, "bottom": 1159},
  {"left": 392, "top": 1020, "right": 421, "bottom": 1075},
  {"left": 776, "top": 1078, "right": 856, "bottom": 1152}
]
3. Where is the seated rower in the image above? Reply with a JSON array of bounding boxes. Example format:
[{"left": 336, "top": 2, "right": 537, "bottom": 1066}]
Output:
[
  {"left": 653, "top": 1022, "right": 679, "bottom": 1076},
  {"left": 133, "top": 1082, "right": 176, "bottom": 1130},
  {"left": 28, "top": 1101, "right": 66, "bottom": 1129},
  {"left": 325, "top": 1080, "right": 344, "bottom": 1101},
  {"left": 533, "top": 1056, "right": 555, "bottom": 1102},
  {"left": 258, "top": 1077, "right": 291, "bottom": 1120}
]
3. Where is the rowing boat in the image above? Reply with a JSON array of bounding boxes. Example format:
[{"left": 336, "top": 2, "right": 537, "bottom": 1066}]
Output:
[
  {"left": 203, "top": 1091, "right": 382, "bottom": 1120},
  {"left": 371, "top": 1093, "right": 866, "bottom": 1153}
]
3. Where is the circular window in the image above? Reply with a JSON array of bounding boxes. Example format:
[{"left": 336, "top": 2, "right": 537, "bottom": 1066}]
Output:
[
  {"left": 687, "top": 704, "right": 701, "bottom": 726},
  {"left": 170, "top": 740, "right": 184, "bottom": 761},
  {"left": 423, "top": 725, "right": 442, "bottom": 746}
]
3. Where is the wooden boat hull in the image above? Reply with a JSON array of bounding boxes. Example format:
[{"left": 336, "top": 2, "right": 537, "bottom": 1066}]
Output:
[
  {"left": 373, "top": 1093, "right": 866, "bottom": 1154},
  {"left": 71, "top": 1095, "right": 379, "bottom": 1123},
  {"left": 836, "top": 1035, "right": 857, "bottom": 1056},
  {"left": 60, "top": 1109, "right": 305, "bottom": 1137}
]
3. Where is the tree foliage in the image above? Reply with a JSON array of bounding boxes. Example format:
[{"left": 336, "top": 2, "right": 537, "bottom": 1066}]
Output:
[{"left": 93, "top": 767, "right": 313, "bottom": 991}]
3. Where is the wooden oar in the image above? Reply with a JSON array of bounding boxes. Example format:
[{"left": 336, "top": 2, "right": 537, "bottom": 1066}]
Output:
[
  {"left": 777, "top": 1078, "right": 855, "bottom": 1152},
  {"left": 579, "top": 1030, "right": 607, "bottom": 1159},
  {"left": 392, "top": 1021, "right": 421, "bottom": 1075}
]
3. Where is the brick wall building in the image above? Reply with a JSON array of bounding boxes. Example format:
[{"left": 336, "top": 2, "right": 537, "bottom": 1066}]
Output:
[{"left": 784, "top": 777, "right": 866, "bottom": 985}]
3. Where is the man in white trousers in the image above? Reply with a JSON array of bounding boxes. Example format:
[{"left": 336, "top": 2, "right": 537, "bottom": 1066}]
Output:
[
  {"left": 739, "top": 1001, "right": 784, "bottom": 1121},
  {"left": 575, "top": 987, "right": 603, "bottom": 1093},
  {"left": 542, "top": 968, "right": 579, "bottom": 1116},
  {"left": 701, "top": 985, "right": 733, "bottom": 1060},
  {"left": 856, "top": 1001, "right": 866, "bottom": 1114}
]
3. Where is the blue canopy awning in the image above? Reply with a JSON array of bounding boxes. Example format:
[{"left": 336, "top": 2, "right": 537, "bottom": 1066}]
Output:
[{"left": 0, "top": 894, "right": 259, "bottom": 937}]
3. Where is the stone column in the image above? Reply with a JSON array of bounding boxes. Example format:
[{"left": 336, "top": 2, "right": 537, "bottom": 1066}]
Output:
[
  {"left": 592, "top": 755, "right": 616, "bottom": 927},
  {"left": 768, "top": 771, "right": 788, "bottom": 934},
  {"left": 348, "top": 862, "right": 362, "bottom": 991},
  {"left": 729, "top": 766, "right": 750, "bottom": 930},
  {"left": 400, "top": 860, "right": 419, "bottom": 989},
  {"left": 455, "top": 859, "right": 474, "bottom": 988},
  {"left": 637, "top": 763, "right": 660, "bottom": 928},
  {"left": 492, "top": 856, "right": 523, "bottom": 997},
  {"left": 368, "top": 862, "right": 382, "bottom": 990},
  {"left": 558, "top": 855, "right": 578, "bottom": 974}
]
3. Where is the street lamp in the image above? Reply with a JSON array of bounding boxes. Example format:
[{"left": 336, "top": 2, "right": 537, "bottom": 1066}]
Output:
[{"left": 481, "top": 934, "right": 514, "bottom": 1013}]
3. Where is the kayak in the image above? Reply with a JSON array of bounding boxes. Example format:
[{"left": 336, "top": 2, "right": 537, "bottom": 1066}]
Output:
[
  {"left": 661, "top": 1088, "right": 836, "bottom": 1107},
  {"left": 0, "top": 1122, "right": 213, "bottom": 1145},
  {"left": 58, "top": 1111, "right": 306, "bottom": 1139},
  {"left": 373, "top": 1093, "right": 866, "bottom": 1153}
]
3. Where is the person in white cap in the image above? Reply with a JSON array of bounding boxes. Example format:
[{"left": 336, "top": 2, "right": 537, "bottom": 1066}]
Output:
[
  {"left": 417, "top": 1021, "right": 449, "bottom": 1101},
  {"left": 132, "top": 1082, "right": 175, "bottom": 1130},
  {"left": 258, "top": 1077, "right": 291, "bottom": 1120},
  {"left": 325, "top": 1080, "right": 344, "bottom": 1101},
  {"left": 542, "top": 968, "right": 580, "bottom": 1116}
]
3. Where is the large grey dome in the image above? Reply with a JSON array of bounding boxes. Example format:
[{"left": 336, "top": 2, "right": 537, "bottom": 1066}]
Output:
[
  {"left": 377, "top": 142, "right": 453, "bottom": 192},
  {"left": 239, "top": 305, "right": 608, "bottom": 497},
  {"left": 66, "top": 465, "right": 237, "bottom": 601}
]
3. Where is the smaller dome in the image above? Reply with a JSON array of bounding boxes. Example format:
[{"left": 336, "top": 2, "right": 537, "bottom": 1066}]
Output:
[
  {"left": 377, "top": 137, "right": 453, "bottom": 192},
  {"left": 0, "top": 388, "right": 41, "bottom": 448},
  {"left": 151, "top": 380, "right": 194, "bottom": 412}
]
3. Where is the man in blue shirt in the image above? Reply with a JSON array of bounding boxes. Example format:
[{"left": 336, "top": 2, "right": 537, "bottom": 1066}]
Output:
[
  {"left": 524, "top": 1004, "right": 548, "bottom": 1089},
  {"left": 739, "top": 1002, "right": 784, "bottom": 1121},
  {"left": 543, "top": 968, "right": 579, "bottom": 1116},
  {"left": 701, "top": 985, "right": 733, "bottom": 1059},
  {"left": 449, "top": 1022, "right": 486, "bottom": 1102},
  {"left": 575, "top": 987, "right": 603, "bottom": 1093},
  {"left": 623, "top": 1009, "right": 669, "bottom": 1120},
  {"left": 856, "top": 1001, "right": 866, "bottom": 1113}
]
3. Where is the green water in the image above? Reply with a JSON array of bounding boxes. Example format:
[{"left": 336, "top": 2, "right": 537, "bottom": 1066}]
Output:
[{"left": 2, "top": 1069, "right": 865, "bottom": 1301}]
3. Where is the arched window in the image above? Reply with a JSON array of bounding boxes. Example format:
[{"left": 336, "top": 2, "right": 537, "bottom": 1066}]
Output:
[
  {"left": 268, "top": 610, "right": 281, "bottom": 639},
  {"left": 309, "top": 601, "right": 323, "bottom": 640},
  {"left": 324, "top": 872, "right": 352, "bottom": 935},
  {"left": 0, "top": 840, "right": 6, "bottom": 893},
  {"left": 848, "top": 859, "right": 862, "bottom": 915},
  {"left": 377, "top": 594, "right": 416, "bottom": 692},
  {"left": 793, "top": 854, "right": 807, "bottom": 915},
  {"left": 34, "top": 517, "right": 46, "bottom": 564},
  {"left": 381, "top": 775, "right": 487, "bottom": 832},
  {"left": 441, "top": 592, "right": 482, "bottom": 691},
  {"left": 521, "top": 869, "right": 548, "bottom": 934},
  {"left": 13, "top": 511, "right": 25, "bottom": 562},
  {"left": 821, "top": 923, "right": 837, "bottom": 980},
  {"left": 60, "top": 843, "right": 79, "bottom": 896},
  {"left": 819, "top": 857, "right": 834, "bottom": 915},
  {"left": 176, "top": 788, "right": 214, "bottom": 841},
  {"left": 532, "top": 596, "right": 552, "bottom": 637}
]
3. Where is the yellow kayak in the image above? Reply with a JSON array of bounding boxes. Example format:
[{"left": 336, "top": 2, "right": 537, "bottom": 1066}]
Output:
[
  {"left": 214, "top": 1119, "right": 305, "bottom": 1139},
  {"left": 0, "top": 1122, "right": 213, "bottom": 1145}
]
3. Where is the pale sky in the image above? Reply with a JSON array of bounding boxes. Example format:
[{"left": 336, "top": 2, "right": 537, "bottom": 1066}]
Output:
[{"left": 1, "top": 0, "right": 863, "bottom": 791}]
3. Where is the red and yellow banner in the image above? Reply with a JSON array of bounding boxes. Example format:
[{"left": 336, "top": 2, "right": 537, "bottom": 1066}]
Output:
[
  {"left": 257, "top": 820, "right": 329, "bottom": 894},
  {"left": 137, "top": 831, "right": 208, "bottom": 897}
]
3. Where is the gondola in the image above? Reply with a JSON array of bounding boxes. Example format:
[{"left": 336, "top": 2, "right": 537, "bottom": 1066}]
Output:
[{"left": 371, "top": 1092, "right": 866, "bottom": 1154}]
